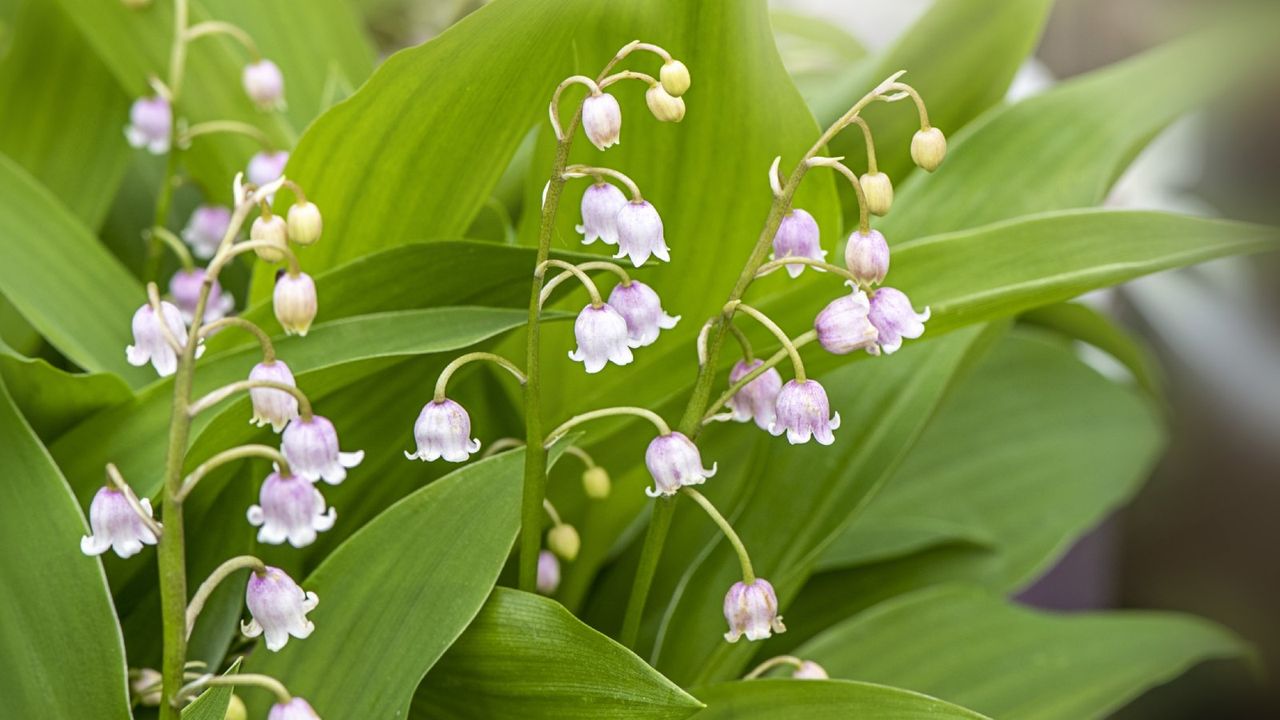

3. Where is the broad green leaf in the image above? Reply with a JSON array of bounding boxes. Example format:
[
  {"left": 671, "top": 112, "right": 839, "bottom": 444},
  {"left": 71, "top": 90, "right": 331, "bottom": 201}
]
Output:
[
  {"left": 688, "top": 679, "right": 988, "bottom": 719},
  {"left": 0, "top": 0, "right": 129, "bottom": 228},
  {"left": 795, "top": 585, "right": 1245, "bottom": 720},
  {"left": 413, "top": 588, "right": 702, "bottom": 720},
  {"left": 1021, "top": 301, "right": 1164, "bottom": 399},
  {"left": 770, "top": 9, "right": 867, "bottom": 111},
  {"left": 0, "top": 378, "right": 131, "bottom": 719},
  {"left": 0, "top": 153, "right": 148, "bottom": 384},
  {"left": 0, "top": 337, "right": 134, "bottom": 440},
  {"left": 182, "top": 658, "right": 242, "bottom": 720}
]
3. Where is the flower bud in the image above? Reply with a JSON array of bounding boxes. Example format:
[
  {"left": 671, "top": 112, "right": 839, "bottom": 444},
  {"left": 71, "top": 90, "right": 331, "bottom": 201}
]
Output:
[
  {"left": 281, "top": 414, "right": 364, "bottom": 485},
  {"left": 126, "top": 301, "right": 198, "bottom": 377},
  {"left": 567, "top": 304, "right": 633, "bottom": 373},
  {"left": 576, "top": 182, "right": 627, "bottom": 246},
  {"left": 182, "top": 204, "right": 233, "bottom": 259},
  {"left": 287, "top": 201, "right": 323, "bottom": 246},
  {"left": 248, "top": 150, "right": 290, "bottom": 187},
  {"left": 225, "top": 694, "right": 248, "bottom": 720},
  {"left": 660, "top": 59, "right": 691, "bottom": 96},
  {"left": 726, "top": 359, "right": 783, "bottom": 432},
  {"left": 844, "top": 229, "right": 889, "bottom": 286},
  {"left": 582, "top": 93, "right": 622, "bottom": 151},
  {"left": 248, "top": 360, "right": 300, "bottom": 432},
  {"left": 645, "top": 432, "right": 716, "bottom": 498},
  {"left": 547, "top": 523, "right": 580, "bottom": 562},
  {"left": 582, "top": 465, "right": 611, "bottom": 499},
  {"left": 169, "top": 268, "right": 234, "bottom": 324},
  {"left": 250, "top": 214, "right": 289, "bottom": 262},
  {"left": 269, "top": 698, "right": 320, "bottom": 720},
  {"left": 723, "top": 578, "right": 785, "bottom": 643},
  {"left": 770, "top": 209, "right": 826, "bottom": 277},
  {"left": 867, "top": 287, "right": 930, "bottom": 355},
  {"left": 242, "top": 566, "right": 318, "bottom": 652},
  {"left": 130, "top": 668, "right": 162, "bottom": 706},
  {"left": 81, "top": 486, "right": 157, "bottom": 559},
  {"left": 859, "top": 171, "right": 893, "bottom": 216},
  {"left": 607, "top": 280, "right": 680, "bottom": 348},
  {"left": 124, "top": 95, "right": 171, "bottom": 154},
  {"left": 614, "top": 200, "right": 670, "bottom": 267},
  {"left": 645, "top": 85, "right": 686, "bottom": 123},
  {"left": 770, "top": 379, "right": 840, "bottom": 446},
  {"left": 792, "top": 660, "right": 828, "bottom": 679},
  {"left": 815, "top": 288, "right": 878, "bottom": 355},
  {"left": 536, "top": 550, "right": 560, "bottom": 595},
  {"left": 273, "top": 271, "right": 317, "bottom": 336},
  {"left": 247, "top": 471, "right": 336, "bottom": 548},
  {"left": 406, "top": 398, "right": 480, "bottom": 463},
  {"left": 243, "top": 59, "right": 286, "bottom": 111},
  {"left": 910, "top": 127, "right": 947, "bottom": 172}
]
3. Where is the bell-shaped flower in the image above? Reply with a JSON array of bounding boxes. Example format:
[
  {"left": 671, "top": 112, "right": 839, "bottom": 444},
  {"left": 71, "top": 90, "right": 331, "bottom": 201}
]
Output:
[
  {"left": 576, "top": 182, "right": 627, "bottom": 246},
  {"left": 242, "top": 566, "right": 318, "bottom": 652},
  {"left": 243, "top": 59, "right": 286, "bottom": 111},
  {"left": 281, "top": 415, "right": 364, "bottom": 485},
  {"left": 644, "top": 432, "right": 717, "bottom": 498},
  {"left": 80, "top": 486, "right": 158, "bottom": 559},
  {"left": 770, "top": 209, "right": 826, "bottom": 278},
  {"left": 269, "top": 698, "right": 321, "bottom": 720},
  {"left": 726, "top": 359, "right": 783, "bottom": 431},
  {"left": 567, "top": 303, "right": 633, "bottom": 373},
  {"left": 250, "top": 212, "right": 289, "bottom": 263},
  {"left": 169, "top": 268, "right": 234, "bottom": 324},
  {"left": 844, "top": 229, "right": 889, "bottom": 286},
  {"left": 405, "top": 398, "right": 480, "bottom": 463},
  {"left": 860, "top": 172, "right": 894, "bottom": 216},
  {"left": 867, "top": 287, "right": 930, "bottom": 355},
  {"left": 645, "top": 84, "right": 686, "bottom": 122},
  {"left": 607, "top": 281, "right": 680, "bottom": 348},
  {"left": 124, "top": 95, "right": 171, "bottom": 154},
  {"left": 770, "top": 379, "right": 840, "bottom": 446},
  {"left": 582, "top": 92, "right": 622, "bottom": 150},
  {"left": 248, "top": 150, "right": 290, "bottom": 188},
  {"left": 274, "top": 272, "right": 318, "bottom": 337},
  {"left": 793, "top": 660, "right": 829, "bottom": 679},
  {"left": 536, "top": 550, "right": 560, "bottom": 595},
  {"left": 814, "top": 287, "right": 878, "bottom": 355},
  {"left": 247, "top": 471, "right": 336, "bottom": 548},
  {"left": 249, "top": 360, "right": 300, "bottom": 432},
  {"left": 126, "top": 301, "right": 201, "bottom": 377},
  {"left": 614, "top": 200, "right": 670, "bottom": 268},
  {"left": 182, "top": 204, "right": 233, "bottom": 259},
  {"left": 723, "top": 578, "right": 786, "bottom": 643}
]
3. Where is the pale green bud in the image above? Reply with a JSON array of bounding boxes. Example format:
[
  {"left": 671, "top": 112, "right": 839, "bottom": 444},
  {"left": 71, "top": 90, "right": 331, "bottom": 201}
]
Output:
[
  {"left": 660, "top": 59, "right": 691, "bottom": 96},
  {"left": 582, "top": 465, "right": 611, "bottom": 499},
  {"left": 224, "top": 694, "right": 247, "bottom": 720},
  {"left": 287, "top": 201, "right": 323, "bottom": 245},
  {"left": 860, "top": 172, "right": 893, "bottom": 216},
  {"left": 910, "top": 127, "right": 947, "bottom": 172},
  {"left": 547, "top": 523, "right": 580, "bottom": 562},
  {"left": 249, "top": 214, "right": 288, "bottom": 262},
  {"left": 646, "top": 85, "right": 686, "bottom": 123}
]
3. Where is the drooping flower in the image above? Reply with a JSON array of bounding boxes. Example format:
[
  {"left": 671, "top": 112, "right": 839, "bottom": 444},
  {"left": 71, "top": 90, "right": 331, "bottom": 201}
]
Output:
[
  {"left": 582, "top": 92, "right": 622, "bottom": 150},
  {"left": 814, "top": 288, "right": 878, "bottom": 355},
  {"left": 242, "top": 566, "right": 318, "bottom": 652},
  {"left": 660, "top": 59, "right": 691, "bottom": 96},
  {"left": 247, "top": 471, "right": 336, "bottom": 548},
  {"left": 124, "top": 95, "right": 171, "bottom": 154},
  {"left": 281, "top": 415, "right": 364, "bottom": 485},
  {"left": 567, "top": 304, "right": 633, "bottom": 373},
  {"left": 866, "top": 287, "right": 930, "bottom": 355},
  {"left": 248, "top": 150, "right": 290, "bottom": 187},
  {"left": 844, "top": 229, "right": 889, "bottom": 286},
  {"left": 287, "top": 202, "right": 323, "bottom": 246},
  {"left": 645, "top": 85, "right": 685, "bottom": 122},
  {"left": 250, "top": 212, "right": 289, "bottom": 263},
  {"left": 910, "top": 127, "right": 947, "bottom": 172},
  {"left": 405, "top": 399, "right": 480, "bottom": 463},
  {"left": 860, "top": 172, "right": 894, "bottom": 216},
  {"left": 274, "top": 272, "right": 318, "bottom": 336},
  {"left": 726, "top": 359, "right": 783, "bottom": 431},
  {"left": 723, "top": 578, "right": 785, "bottom": 643},
  {"left": 80, "top": 486, "right": 158, "bottom": 559},
  {"left": 576, "top": 182, "right": 628, "bottom": 246},
  {"left": 607, "top": 281, "right": 680, "bottom": 348},
  {"left": 268, "top": 698, "right": 321, "bottom": 720},
  {"left": 536, "top": 550, "right": 560, "bottom": 595},
  {"left": 126, "top": 301, "right": 200, "bottom": 377},
  {"left": 614, "top": 200, "right": 669, "bottom": 267},
  {"left": 182, "top": 204, "right": 233, "bottom": 259},
  {"left": 169, "top": 268, "right": 234, "bottom": 324},
  {"left": 793, "top": 660, "right": 828, "bottom": 679},
  {"left": 243, "top": 59, "right": 286, "bottom": 111},
  {"left": 770, "top": 209, "right": 826, "bottom": 277},
  {"left": 644, "top": 432, "right": 716, "bottom": 497},
  {"left": 249, "top": 360, "right": 300, "bottom": 432},
  {"left": 770, "top": 379, "right": 840, "bottom": 446}
]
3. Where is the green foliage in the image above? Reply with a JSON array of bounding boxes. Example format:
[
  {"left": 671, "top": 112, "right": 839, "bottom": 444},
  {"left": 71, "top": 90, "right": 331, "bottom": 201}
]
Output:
[
  {"left": 687, "top": 679, "right": 989, "bottom": 719},
  {"left": 181, "top": 658, "right": 242, "bottom": 720}
]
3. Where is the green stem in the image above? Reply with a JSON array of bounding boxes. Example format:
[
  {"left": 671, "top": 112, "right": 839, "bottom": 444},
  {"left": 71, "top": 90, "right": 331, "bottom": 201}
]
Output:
[
  {"left": 185, "top": 555, "right": 265, "bottom": 639},
  {"left": 544, "top": 406, "right": 671, "bottom": 447},
  {"left": 434, "top": 351, "right": 526, "bottom": 402},
  {"left": 619, "top": 495, "right": 676, "bottom": 648},
  {"left": 682, "top": 487, "right": 754, "bottom": 582}
]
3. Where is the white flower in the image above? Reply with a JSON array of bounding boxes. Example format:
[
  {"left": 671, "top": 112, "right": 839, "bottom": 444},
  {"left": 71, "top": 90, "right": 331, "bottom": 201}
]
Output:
[
  {"left": 644, "top": 432, "right": 716, "bottom": 497},
  {"left": 405, "top": 398, "right": 480, "bottom": 463},
  {"left": 242, "top": 566, "right": 318, "bottom": 652},
  {"left": 867, "top": 287, "right": 930, "bottom": 355},
  {"left": 770, "top": 379, "right": 840, "bottom": 446},
  {"left": 281, "top": 415, "right": 364, "bottom": 485},
  {"left": 124, "top": 96, "right": 171, "bottom": 154},
  {"left": 576, "top": 182, "right": 627, "bottom": 246},
  {"left": 126, "top": 301, "right": 202, "bottom": 377},
  {"left": 536, "top": 550, "right": 560, "bottom": 595},
  {"left": 274, "top": 272, "right": 318, "bottom": 336},
  {"left": 243, "top": 59, "right": 286, "bottom": 111},
  {"left": 169, "top": 268, "right": 234, "bottom": 324},
  {"left": 247, "top": 471, "right": 336, "bottom": 548},
  {"left": 248, "top": 150, "right": 290, "bottom": 187},
  {"left": 567, "top": 304, "right": 633, "bottom": 373},
  {"left": 814, "top": 287, "right": 878, "bottom": 355},
  {"left": 80, "top": 486, "right": 158, "bottom": 559},
  {"left": 269, "top": 698, "right": 321, "bottom": 720},
  {"left": 249, "top": 360, "right": 300, "bottom": 432},
  {"left": 582, "top": 93, "right": 622, "bottom": 150},
  {"left": 726, "top": 359, "right": 783, "bottom": 431},
  {"left": 182, "top": 205, "right": 233, "bottom": 259},
  {"left": 723, "top": 578, "right": 785, "bottom": 643},
  {"left": 607, "top": 281, "right": 680, "bottom": 348},
  {"left": 614, "top": 201, "right": 670, "bottom": 267},
  {"left": 770, "top": 209, "right": 826, "bottom": 278}
]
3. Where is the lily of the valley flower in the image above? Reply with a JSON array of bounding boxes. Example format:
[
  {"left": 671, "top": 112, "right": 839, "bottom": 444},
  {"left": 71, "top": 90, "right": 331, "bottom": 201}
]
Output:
[
  {"left": 406, "top": 399, "right": 480, "bottom": 463},
  {"left": 582, "top": 92, "right": 622, "bottom": 150},
  {"left": 81, "top": 487, "right": 158, "bottom": 559},
  {"left": 247, "top": 471, "right": 336, "bottom": 548},
  {"left": 645, "top": 84, "right": 685, "bottom": 122},
  {"left": 911, "top": 127, "right": 947, "bottom": 172},
  {"left": 536, "top": 550, "right": 560, "bottom": 595},
  {"left": 248, "top": 150, "right": 290, "bottom": 187},
  {"left": 124, "top": 95, "right": 171, "bottom": 154},
  {"left": 792, "top": 660, "right": 829, "bottom": 679},
  {"left": 281, "top": 415, "right": 364, "bottom": 485},
  {"left": 274, "top": 272, "right": 318, "bottom": 336},
  {"left": 242, "top": 566, "right": 318, "bottom": 652},
  {"left": 249, "top": 360, "right": 300, "bottom": 432},
  {"left": 814, "top": 287, "right": 878, "bottom": 355},
  {"left": 567, "top": 304, "right": 633, "bottom": 373},
  {"left": 243, "top": 59, "right": 286, "bottom": 111},
  {"left": 770, "top": 209, "right": 826, "bottom": 278},
  {"left": 723, "top": 578, "right": 786, "bottom": 643},
  {"left": 726, "top": 359, "right": 783, "bottom": 431},
  {"left": 644, "top": 432, "right": 716, "bottom": 497},
  {"left": 770, "top": 379, "right": 840, "bottom": 446},
  {"left": 250, "top": 212, "right": 289, "bottom": 263},
  {"left": 860, "top": 172, "right": 894, "bottom": 216},
  {"left": 287, "top": 202, "right": 323, "bottom": 246},
  {"left": 844, "top": 229, "right": 889, "bottom": 286},
  {"left": 576, "top": 182, "right": 628, "bottom": 246},
  {"left": 269, "top": 698, "right": 321, "bottom": 720},
  {"left": 614, "top": 200, "right": 670, "bottom": 268},
  {"left": 607, "top": 281, "right": 680, "bottom": 348},
  {"left": 182, "top": 204, "right": 233, "bottom": 259},
  {"left": 866, "top": 287, "right": 930, "bottom": 355},
  {"left": 126, "top": 301, "right": 201, "bottom": 377},
  {"left": 169, "top": 268, "right": 234, "bottom": 324}
]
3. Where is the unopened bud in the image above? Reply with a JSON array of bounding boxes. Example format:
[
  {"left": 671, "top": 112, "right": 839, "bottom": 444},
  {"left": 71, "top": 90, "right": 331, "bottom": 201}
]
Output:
[
  {"left": 645, "top": 85, "right": 686, "bottom": 123},
  {"left": 287, "top": 201, "right": 323, "bottom": 245},
  {"left": 910, "top": 127, "right": 947, "bottom": 172},
  {"left": 859, "top": 172, "right": 893, "bottom": 216},
  {"left": 548, "top": 523, "right": 580, "bottom": 562},
  {"left": 273, "top": 272, "right": 318, "bottom": 337},
  {"left": 224, "top": 694, "right": 247, "bottom": 720},
  {"left": 582, "top": 465, "right": 611, "bottom": 499},
  {"left": 250, "top": 214, "right": 288, "bottom": 262},
  {"left": 582, "top": 93, "right": 622, "bottom": 151},
  {"left": 660, "top": 59, "right": 691, "bottom": 96},
  {"left": 130, "top": 668, "right": 162, "bottom": 706}
]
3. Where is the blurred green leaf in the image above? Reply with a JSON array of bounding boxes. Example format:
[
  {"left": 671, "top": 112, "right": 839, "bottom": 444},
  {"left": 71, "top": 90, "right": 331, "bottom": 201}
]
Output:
[
  {"left": 1021, "top": 301, "right": 1164, "bottom": 398},
  {"left": 413, "top": 588, "right": 702, "bottom": 720},
  {"left": 770, "top": 9, "right": 867, "bottom": 110},
  {"left": 0, "top": 377, "right": 131, "bottom": 719},
  {"left": 795, "top": 585, "right": 1245, "bottom": 720},
  {"left": 181, "top": 658, "right": 242, "bottom": 720},
  {"left": 0, "top": 337, "right": 134, "bottom": 440},
  {"left": 687, "top": 679, "right": 988, "bottom": 719}
]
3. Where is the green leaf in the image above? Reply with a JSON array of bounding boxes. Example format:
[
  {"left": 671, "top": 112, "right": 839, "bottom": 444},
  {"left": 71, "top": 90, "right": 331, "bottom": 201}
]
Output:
[
  {"left": 182, "top": 658, "right": 242, "bottom": 720},
  {"left": 0, "top": 338, "right": 134, "bottom": 440},
  {"left": 0, "top": 0, "right": 130, "bottom": 228},
  {"left": 0, "top": 377, "right": 131, "bottom": 719},
  {"left": 794, "top": 585, "right": 1246, "bottom": 720},
  {"left": 1021, "top": 301, "right": 1164, "bottom": 399},
  {"left": 687, "top": 679, "right": 989, "bottom": 719},
  {"left": 0, "top": 153, "right": 148, "bottom": 384},
  {"left": 413, "top": 588, "right": 703, "bottom": 720},
  {"left": 770, "top": 9, "right": 868, "bottom": 111}
]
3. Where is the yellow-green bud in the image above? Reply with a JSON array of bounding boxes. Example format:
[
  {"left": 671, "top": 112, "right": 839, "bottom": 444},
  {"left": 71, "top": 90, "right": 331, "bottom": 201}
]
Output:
[
  {"left": 860, "top": 172, "right": 894, "bottom": 216},
  {"left": 224, "top": 694, "right": 247, "bottom": 720},
  {"left": 660, "top": 59, "right": 691, "bottom": 97},
  {"left": 249, "top": 214, "right": 288, "bottom": 262},
  {"left": 646, "top": 85, "right": 686, "bottom": 123},
  {"left": 547, "top": 523, "right": 580, "bottom": 562},
  {"left": 910, "top": 127, "right": 947, "bottom": 172},
  {"left": 582, "top": 465, "right": 611, "bottom": 499},
  {"left": 287, "top": 201, "right": 323, "bottom": 246}
]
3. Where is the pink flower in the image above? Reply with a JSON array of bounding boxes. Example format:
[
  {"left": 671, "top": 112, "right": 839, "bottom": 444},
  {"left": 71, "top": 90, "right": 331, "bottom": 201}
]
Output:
[
  {"left": 724, "top": 578, "right": 785, "bottom": 643},
  {"left": 125, "top": 96, "right": 171, "bottom": 154},
  {"left": 582, "top": 93, "right": 622, "bottom": 150},
  {"left": 770, "top": 209, "right": 825, "bottom": 277}
]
